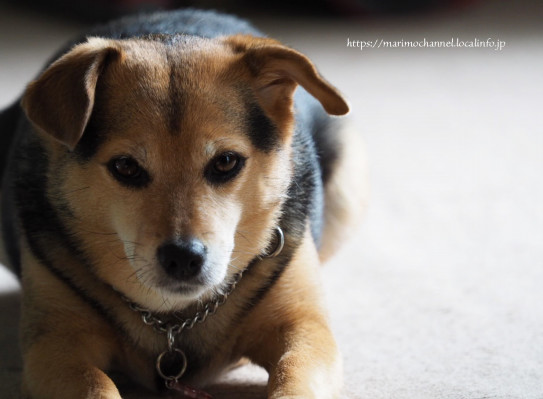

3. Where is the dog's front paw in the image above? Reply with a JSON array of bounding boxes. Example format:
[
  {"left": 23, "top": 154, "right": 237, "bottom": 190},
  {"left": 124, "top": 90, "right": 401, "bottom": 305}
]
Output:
[
  {"left": 269, "top": 388, "right": 341, "bottom": 399},
  {"left": 270, "top": 396, "right": 310, "bottom": 399},
  {"left": 23, "top": 351, "right": 123, "bottom": 399},
  {"left": 267, "top": 359, "right": 343, "bottom": 399},
  {"left": 269, "top": 388, "right": 342, "bottom": 399}
]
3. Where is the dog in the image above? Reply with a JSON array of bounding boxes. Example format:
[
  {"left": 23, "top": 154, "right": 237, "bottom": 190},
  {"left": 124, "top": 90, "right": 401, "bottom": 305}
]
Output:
[{"left": 0, "top": 9, "right": 368, "bottom": 398}]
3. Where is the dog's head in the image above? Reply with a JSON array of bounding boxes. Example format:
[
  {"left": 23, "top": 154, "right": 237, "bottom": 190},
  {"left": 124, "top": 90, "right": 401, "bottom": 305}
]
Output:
[{"left": 21, "top": 34, "right": 348, "bottom": 311}]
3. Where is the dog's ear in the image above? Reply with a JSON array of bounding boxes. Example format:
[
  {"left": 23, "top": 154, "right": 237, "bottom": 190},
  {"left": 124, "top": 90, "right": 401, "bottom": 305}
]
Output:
[
  {"left": 21, "top": 38, "right": 121, "bottom": 150},
  {"left": 222, "top": 35, "right": 349, "bottom": 120}
]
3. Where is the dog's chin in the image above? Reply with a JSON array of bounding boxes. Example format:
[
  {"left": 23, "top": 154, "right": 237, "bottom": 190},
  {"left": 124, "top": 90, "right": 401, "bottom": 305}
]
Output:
[
  {"left": 152, "top": 271, "right": 227, "bottom": 302},
  {"left": 158, "top": 279, "right": 209, "bottom": 298}
]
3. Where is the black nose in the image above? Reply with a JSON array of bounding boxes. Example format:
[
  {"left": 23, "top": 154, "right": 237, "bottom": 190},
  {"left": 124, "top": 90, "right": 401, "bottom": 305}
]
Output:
[{"left": 157, "top": 239, "right": 206, "bottom": 281}]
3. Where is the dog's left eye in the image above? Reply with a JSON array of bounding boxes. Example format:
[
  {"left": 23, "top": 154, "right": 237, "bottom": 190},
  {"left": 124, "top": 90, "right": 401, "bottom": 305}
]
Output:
[
  {"left": 205, "top": 152, "right": 246, "bottom": 185},
  {"left": 107, "top": 156, "right": 150, "bottom": 188}
]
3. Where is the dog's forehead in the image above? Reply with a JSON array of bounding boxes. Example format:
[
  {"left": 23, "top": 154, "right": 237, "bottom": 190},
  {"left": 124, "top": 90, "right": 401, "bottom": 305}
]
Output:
[
  {"left": 84, "top": 35, "right": 278, "bottom": 158},
  {"left": 114, "top": 36, "right": 229, "bottom": 83},
  {"left": 99, "top": 37, "right": 237, "bottom": 132}
]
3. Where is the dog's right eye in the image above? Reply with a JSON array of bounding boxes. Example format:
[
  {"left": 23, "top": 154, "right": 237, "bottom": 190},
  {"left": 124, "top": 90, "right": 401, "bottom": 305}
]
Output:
[{"left": 107, "top": 156, "right": 150, "bottom": 188}]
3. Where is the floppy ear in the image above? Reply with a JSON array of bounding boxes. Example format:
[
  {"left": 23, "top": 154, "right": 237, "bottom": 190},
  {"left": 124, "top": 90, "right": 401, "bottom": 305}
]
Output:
[
  {"left": 222, "top": 35, "right": 349, "bottom": 119},
  {"left": 21, "top": 38, "right": 121, "bottom": 150}
]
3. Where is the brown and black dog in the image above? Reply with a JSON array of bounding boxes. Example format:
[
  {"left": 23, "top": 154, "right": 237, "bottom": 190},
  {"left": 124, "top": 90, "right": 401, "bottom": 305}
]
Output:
[{"left": 0, "top": 9, "right": 368, "bottom": 398}]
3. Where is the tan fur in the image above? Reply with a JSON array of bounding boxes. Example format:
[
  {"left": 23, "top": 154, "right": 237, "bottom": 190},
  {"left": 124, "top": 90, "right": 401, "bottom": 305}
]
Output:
[
  {"left": 245, "top": 227, "right": 343, "bottom": 398},
  {"left": 13, "top": 32, "right": 366, "bottom": 399}
]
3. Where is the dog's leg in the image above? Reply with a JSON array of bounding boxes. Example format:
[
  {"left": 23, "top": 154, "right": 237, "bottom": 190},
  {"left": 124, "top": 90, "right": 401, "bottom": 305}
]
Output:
[
  {"left": 20, "top": 256, "right": 122, "bottom": 399},
  {"left": 23, "top": 340, "right": 121, "bottom": 399},
  {"left": 247, "top": 230, "right": 343, "bottom": 398},
  {"left": 319, "top": 118, "right": 369, "bottom": 262},
  {"left": 265, "top": 320, "right": 343, "bottom": 399}
]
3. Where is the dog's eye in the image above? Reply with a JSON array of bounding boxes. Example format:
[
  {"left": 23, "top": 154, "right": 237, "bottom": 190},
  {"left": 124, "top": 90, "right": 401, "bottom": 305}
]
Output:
[
  {"left": 107, "top": 156, "right": 150, "bottom": 188},
  {"left": 214, "top": 153, "right": 239, "bottom": 173},
  {"left": 205, "top": 152, "right": 246, "bottom": 185},
  {"left": 114, "top": 157, "right": 140, "bottom": 177}
]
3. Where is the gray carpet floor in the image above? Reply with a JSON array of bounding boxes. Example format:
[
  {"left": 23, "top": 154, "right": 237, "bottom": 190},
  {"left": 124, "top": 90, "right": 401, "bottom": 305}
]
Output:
[{"left": 1, "top": 1, "right": 542, "bottom": 398}]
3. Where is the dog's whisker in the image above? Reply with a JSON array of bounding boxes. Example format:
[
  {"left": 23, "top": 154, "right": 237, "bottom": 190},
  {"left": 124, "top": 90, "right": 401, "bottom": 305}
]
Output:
[
  {"left": 126, "top": 267, "right": 151, "bottom": 285},
  {"left": 159, "top": 294, "right": 173, "bottom": 312},
  {"left": 234, "top": 230, "right": 250, "bottom": 241},
  {"left": 63, "top": 186, "right": 91, "bottom": 195},
  {"left": 75, "top": 227, "right": 118, "bottom": 236},
  {"left": 230, "top": 251, "right": 259, "bottom": 259},
  {"left": 228, "top": 264, "right": 243, "bottom": 273},
  {"left": 125, "top": 267, "right": 142, "bottom": 281},
  {"left": 121, "top": 240, "right": 143, "bottom": 247}
]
